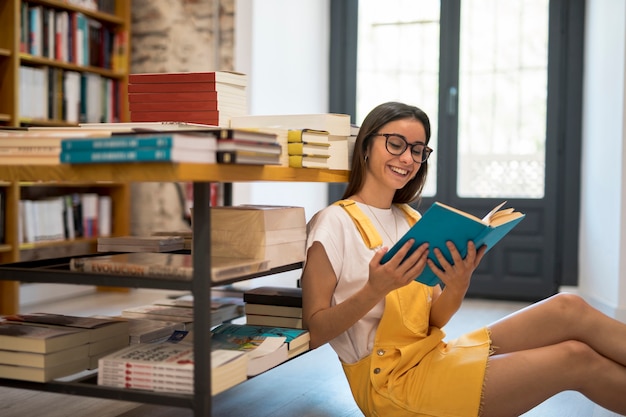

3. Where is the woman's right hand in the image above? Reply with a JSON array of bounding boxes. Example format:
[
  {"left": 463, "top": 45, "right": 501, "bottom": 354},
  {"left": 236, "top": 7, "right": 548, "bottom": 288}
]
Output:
[{"left": 367, "top": 240, "right": 429, "bottom": 294}]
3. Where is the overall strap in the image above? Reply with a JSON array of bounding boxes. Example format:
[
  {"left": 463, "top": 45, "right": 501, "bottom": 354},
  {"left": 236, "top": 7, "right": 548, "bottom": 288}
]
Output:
[{"left": 334, "top": 199, "right": 422, "bottom": 249}]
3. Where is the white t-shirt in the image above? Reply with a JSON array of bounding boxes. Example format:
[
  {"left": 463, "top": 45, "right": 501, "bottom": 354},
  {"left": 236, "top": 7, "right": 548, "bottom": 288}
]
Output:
[{"left": 305, "top": 202, "right": 413, "bottom": 364}]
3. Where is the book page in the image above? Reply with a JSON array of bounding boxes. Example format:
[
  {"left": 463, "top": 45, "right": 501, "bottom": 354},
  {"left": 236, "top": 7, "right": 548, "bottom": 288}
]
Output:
[{"left": 481, "top": 201, "right": 508, "bottom": 223}]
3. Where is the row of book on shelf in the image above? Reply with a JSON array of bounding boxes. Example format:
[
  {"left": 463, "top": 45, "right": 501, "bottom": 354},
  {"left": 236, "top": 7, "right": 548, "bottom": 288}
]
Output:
[
  {"left": 19, "top": 192, "right": 111, "bottom": 245},
  {"left": 0, "top": 285, "right": 307, "bottom": 396}
]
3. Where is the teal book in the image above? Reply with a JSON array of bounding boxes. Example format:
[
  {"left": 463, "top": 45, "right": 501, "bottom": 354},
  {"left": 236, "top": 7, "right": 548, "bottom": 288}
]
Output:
[
  {"left": 60, "top": 147, "right": 216, "bottom": 164},
  {"left": 60, "top": 132, "right": 217, "bottom": 152},
  {"left": 211, "top": 323, "right": 309, "bottom": 351},
  {"left": 381, "top": 201, "right": 525, "bottom": 287}
]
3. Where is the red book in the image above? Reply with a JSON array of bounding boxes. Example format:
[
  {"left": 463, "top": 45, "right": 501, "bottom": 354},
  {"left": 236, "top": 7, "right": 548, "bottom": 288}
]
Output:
[
  {"left": 128, "top": 83, "right": 221, "bottom": 93},
  {"left": 129, "top": 71, "right": 246, "bottom": 86},
  {"left": 130, "top": 111, "right": 219, "bottom": 125},
  {"left": 128, "top": 91, "right": 219, "bottom": 103},
  {"left": 129, "top": 101, "right": 219, "bottom": 112}
]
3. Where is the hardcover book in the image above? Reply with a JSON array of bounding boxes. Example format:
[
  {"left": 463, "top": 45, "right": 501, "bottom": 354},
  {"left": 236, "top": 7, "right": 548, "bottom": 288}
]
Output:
[
  {"left": 60, "top": 147, "right": 217, "bottom": 164},
  {"left": 0, "top": 343, "right": 89, "bottom": 368},
  {"left": 212, "top": 323, "right": 309, "bottom": 357},
  {"left": 243, "top": 286, "right": 303, "bottom": 308},
  {"left": 96, "top": 235, "right": 185, "bottom": 253},
  {"left": 128, "top": 71, "right": 247, "bottom": 86},
  {"left": 60, "top": 132, "right": 218, "bottom": 152},
  {"left": 0, "top": 356, "right": 90, "bottom": 382},
  {"left": 381, "top": 201, "right": 525, "bottom": 287}
]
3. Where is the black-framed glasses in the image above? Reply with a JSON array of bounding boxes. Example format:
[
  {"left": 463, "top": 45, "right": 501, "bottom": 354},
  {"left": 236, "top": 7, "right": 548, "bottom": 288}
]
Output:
[{"left": 374, "top": 133, "right": 433, "bottom": 163}]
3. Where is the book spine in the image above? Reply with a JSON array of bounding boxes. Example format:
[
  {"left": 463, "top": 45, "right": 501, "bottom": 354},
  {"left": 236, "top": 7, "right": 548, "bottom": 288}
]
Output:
[
  {"left": 129, "top": 72, "right": 219, "bottom": 84},
  {"left": 128, "top": 83, "right": 219, "bottom": 93},
  {"left": 127, "top": 91, "right": 219, "bottom": 102},
  {"left": 61, "top": 136, "right": 176, "bottom": 151},
  {"left": 129, "top": 101, "right": 218, "bottom": 112},
  {"left": 70, "top": 258, "right": 192, "bottom": 279},
  {"left": 60, "top": 148, "right": 177, "bottom": 163}
]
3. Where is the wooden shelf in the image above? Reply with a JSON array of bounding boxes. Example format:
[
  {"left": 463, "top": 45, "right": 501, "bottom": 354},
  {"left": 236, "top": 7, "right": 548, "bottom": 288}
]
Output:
[{"left": 0, "top": 164, "right": 351, "bottom": 183}]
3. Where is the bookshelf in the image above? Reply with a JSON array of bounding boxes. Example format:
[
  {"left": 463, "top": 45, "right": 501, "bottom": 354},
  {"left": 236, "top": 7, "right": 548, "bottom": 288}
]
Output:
[
  {"left": 0, "top": 0, "right": 131, "bottom": 127},
  {"left": 0, "top": 163, "right": 349, "bottom": 416},
  {"left": 0, "top": 0, "right": 132, "bottom": 313}
]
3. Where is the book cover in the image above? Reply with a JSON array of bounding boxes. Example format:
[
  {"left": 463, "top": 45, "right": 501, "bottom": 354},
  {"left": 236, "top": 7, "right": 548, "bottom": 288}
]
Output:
[
  {"left": 287, "top": 129, "right": 349, "bottom": 144},
  {"left": 243, "top": 286, "right": 303, "bottom": 308},
  {"left": 121, "top": 305, "right": 195, "bottom": 324},
  {"left": 69, "top": 252, "right": 270, "bottom": 282},
  {"left": 60, "top": 132, "right": 218, "bottom": 152},
  {"left": 60, "top": 147, "right": 216, "bottom": 164},
  {"left": 217, "top": 140, "right": 282, "bottom": 155},
  {"left": 0, "top": 322, "right": 90, "bottom": 354},
  {"left": 129, "top": 100, "right": 219, "bottom": 112},
  {"left": 245, "top": 314, "right": 303, "bottom": 329},
  {"left": 2, "top": 313, "right": 129, "bottom": 343},
  {"left": 381, "top": 201, "right": 526, "bottom": 287},
  {"left": 287, "top": 141, "right": 331, "bottom": 156},
  {"left": 0, "top": 343, "right": 89, "bottom": 368},
  {"left": 0, "top": 356, "right": 89, "bottom": 382},
  {"left": 212, "top": 323, "right": 309, "bottom": 353},
  {"left": 125, "top": 318, "right": 186, "bottom": 344},
  {"left": 210, "top": 330, "right": 287, "bottom": 376},
  {"left": 217, "top": 150, "right": 281, "bottom": 165},
  {"left": 244, "top": 303, "right": 303, "bottom": 319},
  {"left": 216, "top": 128, "right": 278, "bottom": 144},
  {"left": 127, "top": 91, "right": 220, "bottom": 102},
  {"left": 288, "top": 154, "right": 330, "bottom": 169},
  {"left": 230, "top": 113, "right": 352, "bottom": 136},
  {"left": 128, "top": 83, "right": 224, "bottom": 93},
  {"left": 128, "top": 71, "right": 247, "bottom": 86}
]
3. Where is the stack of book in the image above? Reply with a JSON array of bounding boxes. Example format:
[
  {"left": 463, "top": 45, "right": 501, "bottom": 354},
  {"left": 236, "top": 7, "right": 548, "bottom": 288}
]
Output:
[
  {"left": 230, "top": 113, "right": 352, "bottom": 169},
  {"left": 59, "top": 131, "right": 218, "bottom": 164},
  {"left": 287, "top": 128, "right": 350, "bottom": 170},
  {"left": 127, "top": 71, "right": 248, "bottom": 127},
  {"left": 211, "top": 323, "right": 289, "bottom": 376},
  {"left": 98, "top": 330, "right": 249, "bottom": 395},
  {"left": 2, "top": 313, "right": 130, "bottom": 371},
  {"left": 216, "top": 128, "right": 282, "bottom": 165},
  {"left": 209, "top": 205, "right": 307, "bottom": 269},
  {"left": 243, "top": 286, "right": 304, "bottom": 330},
  {"left": 0, "top": 321, "right": 90, "bottom": 382}
]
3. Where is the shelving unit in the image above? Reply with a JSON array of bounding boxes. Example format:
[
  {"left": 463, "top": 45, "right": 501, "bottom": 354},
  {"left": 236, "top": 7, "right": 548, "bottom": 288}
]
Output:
[
  {"left": 0, "top": 163, "right": 349, "bottom": 416},
  {"left": 0, "top": 0, "right": 131, "bottom": 127}
]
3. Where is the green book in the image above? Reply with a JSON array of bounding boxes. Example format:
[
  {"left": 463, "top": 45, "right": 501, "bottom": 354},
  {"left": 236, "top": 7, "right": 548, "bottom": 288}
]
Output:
[
  {"left": 381, "top": 201, "right": 525, "bottom": 287},
  {"left": 60, "top": 147, "right": 216, "bottom": 164},
  {"left": 212, "top": 323, "right": 309, "bottom": 351}
]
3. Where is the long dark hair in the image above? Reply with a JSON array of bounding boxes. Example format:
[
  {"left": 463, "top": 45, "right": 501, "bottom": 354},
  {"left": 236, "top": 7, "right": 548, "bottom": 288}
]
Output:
[{"left": 343, "top": 102, "right": 431, "bottom": 204}]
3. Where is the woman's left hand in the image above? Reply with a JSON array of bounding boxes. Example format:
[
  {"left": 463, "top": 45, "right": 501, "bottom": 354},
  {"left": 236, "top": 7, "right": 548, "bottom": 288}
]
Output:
[{"left": 428, "top": 241, "right": 487, "bottom": 296}]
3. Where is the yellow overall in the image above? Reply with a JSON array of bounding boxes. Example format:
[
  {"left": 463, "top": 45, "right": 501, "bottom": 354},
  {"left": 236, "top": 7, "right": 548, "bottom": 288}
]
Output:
[{"left": 335, "top": 200, "right": 491, "bottom": 417}]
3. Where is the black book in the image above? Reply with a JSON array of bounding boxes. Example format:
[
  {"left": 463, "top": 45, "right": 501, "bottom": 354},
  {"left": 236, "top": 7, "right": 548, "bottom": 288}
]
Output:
[{"left": 243, "top": 286, "right": 302, "bottom": 308}]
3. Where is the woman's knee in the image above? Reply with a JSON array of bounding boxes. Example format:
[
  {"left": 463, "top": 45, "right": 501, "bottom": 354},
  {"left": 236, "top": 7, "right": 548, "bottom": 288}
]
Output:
[{"left": 544, "top": 292, "right": 589, "bottom": 316}]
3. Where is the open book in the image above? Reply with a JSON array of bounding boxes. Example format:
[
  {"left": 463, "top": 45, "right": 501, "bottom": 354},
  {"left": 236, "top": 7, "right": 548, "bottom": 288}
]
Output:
[{"left": 381, "top": 201, "right": 525, "bottom": 286}]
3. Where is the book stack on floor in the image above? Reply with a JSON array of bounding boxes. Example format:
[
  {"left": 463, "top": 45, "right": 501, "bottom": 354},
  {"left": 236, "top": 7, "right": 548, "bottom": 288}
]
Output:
[
  {"left": 98, "top": 330, "right": 249, "bottom": 395},
  {"left": 127, "top": 71, "right": 248, "bottom": 127},
  {"left": 69, "top": 252, "right": 269, "bottom": 283},
  {"left": 209, "top": 205, "right": 307, "bottom": 270},
  {"left": 243, "top": 286, "right": 304, "bottom": 330},
  {"left": 215, "top": 128, "right": 282, "bottom": 165},
  {"left": 1, "top": 313, "right": 130, "bottom": 373},
  {"left": 96, "top": 235, "right": 185, "bottom": 253},
  {"left": 230, "top": 113, "right": 353, "bottom": 170},
  {"left": 59, "top": 130, "right": 219, "bottom": 164}
]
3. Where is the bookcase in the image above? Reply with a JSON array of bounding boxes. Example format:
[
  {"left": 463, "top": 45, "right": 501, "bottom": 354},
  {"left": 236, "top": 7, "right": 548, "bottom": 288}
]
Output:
[
  {"left": 0, "top": 0, "right": 131, "bottom": 127},
  {"left": 0, "top": 163, "right": 349, "bottom": 416},
  {"left": 0, "top": 0, "right": 132, "bottom": 313}
]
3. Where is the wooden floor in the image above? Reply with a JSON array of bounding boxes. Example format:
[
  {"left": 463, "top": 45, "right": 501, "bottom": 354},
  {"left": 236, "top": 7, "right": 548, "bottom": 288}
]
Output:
[{"left": 0, "top": 289, "right": 622, "bottom": 417}]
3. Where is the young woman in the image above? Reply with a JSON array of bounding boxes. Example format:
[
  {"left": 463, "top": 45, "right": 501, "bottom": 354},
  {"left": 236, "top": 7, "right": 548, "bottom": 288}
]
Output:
[{"left": 301, "top": 101, "right": 626, "bottom": 417}]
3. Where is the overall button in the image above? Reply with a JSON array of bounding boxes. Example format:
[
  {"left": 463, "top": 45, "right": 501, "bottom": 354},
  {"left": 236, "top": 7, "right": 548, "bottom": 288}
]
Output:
[
  {"left": 377, "top": 349, "right": 385, "bottom": 356},
  {"left": 373, "top": 368, "right": 381, "bottom": 374}
]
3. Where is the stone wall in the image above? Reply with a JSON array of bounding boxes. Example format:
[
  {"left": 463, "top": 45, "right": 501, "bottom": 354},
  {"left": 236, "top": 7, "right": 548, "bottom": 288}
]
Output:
[{"left": 129, "top": 0, "right": 234, "bottom": 235}]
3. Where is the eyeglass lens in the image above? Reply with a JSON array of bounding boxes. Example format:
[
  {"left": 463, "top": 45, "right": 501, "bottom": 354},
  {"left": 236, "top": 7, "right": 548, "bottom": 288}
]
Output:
[{"left": 383, "top": 134, "right": 431, "bottom": 163}]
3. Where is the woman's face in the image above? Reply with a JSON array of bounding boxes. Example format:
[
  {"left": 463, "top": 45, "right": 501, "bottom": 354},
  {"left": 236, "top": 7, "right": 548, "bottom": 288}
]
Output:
[{"left": 365, "top": 118, "right": 427, "bottom": 192}]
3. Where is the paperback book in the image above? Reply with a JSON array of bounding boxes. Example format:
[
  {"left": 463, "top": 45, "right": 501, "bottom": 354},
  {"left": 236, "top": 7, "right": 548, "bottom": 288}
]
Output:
[
  {"left": 381, "top": 201, "right": 525, "bottom": 286},
  {"left": 212, "top": 323, "right": 309, "bottom": 359}
]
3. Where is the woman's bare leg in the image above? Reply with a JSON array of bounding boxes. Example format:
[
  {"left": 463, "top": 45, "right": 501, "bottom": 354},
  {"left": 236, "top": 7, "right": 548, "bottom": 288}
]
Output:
[
  {"left": 488, "top": 293, "right": 626, "bottom": 365},
  {"left": 478, "top": 292, "right": 626, "bottom": 416}
]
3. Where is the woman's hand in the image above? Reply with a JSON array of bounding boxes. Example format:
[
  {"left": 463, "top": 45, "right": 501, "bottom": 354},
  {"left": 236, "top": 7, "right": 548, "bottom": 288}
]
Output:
[
  {"left": 429, "top": 241, "right": 487, "bottom": 296},
  {"left": 367, "top": 240, "right": 429, "bottom": 294}
]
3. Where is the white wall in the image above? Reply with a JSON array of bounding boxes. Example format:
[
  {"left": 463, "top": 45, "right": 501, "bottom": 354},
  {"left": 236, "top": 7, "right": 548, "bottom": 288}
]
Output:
[
  {"left": 232, "top": 0, "right": 331, "bottom": 287},
  {"left": 578, "top": 1, "right": 626, "bottom": 320}
]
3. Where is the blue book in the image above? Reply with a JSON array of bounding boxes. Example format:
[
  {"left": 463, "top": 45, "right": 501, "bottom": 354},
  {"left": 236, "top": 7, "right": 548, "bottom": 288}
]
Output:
[
  {"left": 381, "top": 201, "right": 525, "bottom": 286},
  {"left": 211, "top": 323, "right": 309, "bottom": 351},
  {"left": 60, "top": 147, "right": 216, "bottom": 164},
  {"left": 60, "top": 132, "right": 217, "bottom": 152}
]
